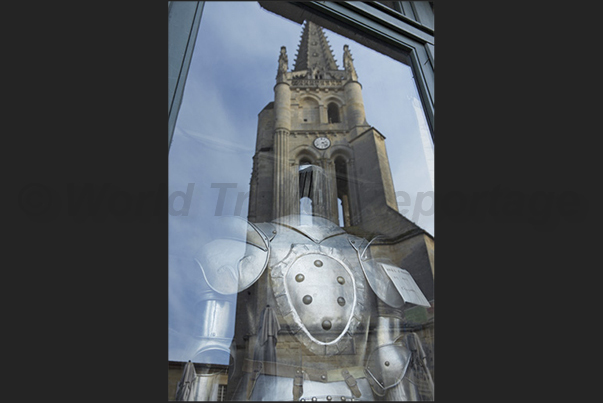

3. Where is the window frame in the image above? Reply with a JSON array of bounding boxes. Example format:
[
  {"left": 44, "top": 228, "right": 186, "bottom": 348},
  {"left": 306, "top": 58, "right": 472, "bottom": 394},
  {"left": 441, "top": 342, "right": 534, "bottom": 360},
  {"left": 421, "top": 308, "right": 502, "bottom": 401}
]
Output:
[
  {"left": 168, "top": 1, "right": 205, "bottom": 150},
  {"left": 258, "top": 1, "right": 434, "bottom": 140},
  {"left": 168, "top": 1, "right": 434, "bottom": 148}
]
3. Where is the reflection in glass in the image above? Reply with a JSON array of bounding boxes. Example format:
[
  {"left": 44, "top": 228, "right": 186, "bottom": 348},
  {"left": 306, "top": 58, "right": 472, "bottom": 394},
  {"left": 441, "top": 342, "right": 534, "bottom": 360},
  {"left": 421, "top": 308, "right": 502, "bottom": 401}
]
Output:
[{"left": 169, "top": 2, "right": 434, "bottom": 401}]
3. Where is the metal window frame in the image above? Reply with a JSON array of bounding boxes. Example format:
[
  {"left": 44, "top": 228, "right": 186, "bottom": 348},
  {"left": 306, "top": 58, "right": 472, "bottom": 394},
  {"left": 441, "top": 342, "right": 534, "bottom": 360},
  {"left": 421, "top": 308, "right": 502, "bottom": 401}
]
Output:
[
  {"left": 168, "top": 1, "right": 205, "bottom": 150},
  {"left": 167, "top": 1, "right": 434, "bottom": 149},
  {"left": 258, "top": 1, "right": 434, "bottom": 140}
]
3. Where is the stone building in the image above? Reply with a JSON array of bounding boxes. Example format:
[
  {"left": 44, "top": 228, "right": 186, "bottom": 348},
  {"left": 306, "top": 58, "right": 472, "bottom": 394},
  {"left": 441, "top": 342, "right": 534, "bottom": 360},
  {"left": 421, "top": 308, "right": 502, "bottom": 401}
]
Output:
[
  {"left": 248, "top": 20, "right": 434, "bottom": 302},
  {"left": 224, "top": 20, "right": 435, "bottom": 401},
  {"left": 168, "top": 5, "right": 435, "bottom": 400}
]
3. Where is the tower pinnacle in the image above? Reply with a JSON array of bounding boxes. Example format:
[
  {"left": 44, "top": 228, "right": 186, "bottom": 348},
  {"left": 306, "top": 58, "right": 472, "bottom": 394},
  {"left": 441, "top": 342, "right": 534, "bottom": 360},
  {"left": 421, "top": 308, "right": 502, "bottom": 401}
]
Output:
[
  {"left": 293, "top": 21, "right": 338, "bottom": 77},
  {"left": 343, "top": 44, "right": 358, "bottom": 81}
]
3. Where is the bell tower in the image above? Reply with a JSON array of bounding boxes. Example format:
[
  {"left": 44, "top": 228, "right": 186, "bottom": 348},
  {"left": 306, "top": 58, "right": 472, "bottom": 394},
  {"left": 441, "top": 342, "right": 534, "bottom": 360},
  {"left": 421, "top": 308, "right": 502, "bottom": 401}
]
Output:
[
  {"left": 228, "top": 22, "right": 435, "bottom": 400},
  {"left": 248, "top": 20, "right": 425, "bottom": 245}
]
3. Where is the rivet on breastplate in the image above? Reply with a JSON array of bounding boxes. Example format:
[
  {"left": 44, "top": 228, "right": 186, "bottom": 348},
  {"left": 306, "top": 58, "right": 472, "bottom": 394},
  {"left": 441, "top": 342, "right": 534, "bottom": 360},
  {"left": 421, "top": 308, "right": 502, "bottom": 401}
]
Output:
[
  {"left": 385, "top": 361, "right": 390, "bottom": 366},
  {"left": 295, "top": 273, "right": 305, "bottom": 282},
  {"left": 326, "top": 396, "right": 332, "bottom": 401},
  {"left": 322, "top": 320, "right": 332, "bottom": 330},
  {"left": 303, "top": 295, "right": 313, "bottom": 305},
  {"left": 314, "top": 260, "right": 323, "bottom": 267},
  {"left": 337, "top": 297, "right": 346, "bottom": 306},
  {"left": 337, "top": 276, "right": 345, "bottom": 284},
  {"left": 312, "top": 398, "right": 317, "bottom": 402}
]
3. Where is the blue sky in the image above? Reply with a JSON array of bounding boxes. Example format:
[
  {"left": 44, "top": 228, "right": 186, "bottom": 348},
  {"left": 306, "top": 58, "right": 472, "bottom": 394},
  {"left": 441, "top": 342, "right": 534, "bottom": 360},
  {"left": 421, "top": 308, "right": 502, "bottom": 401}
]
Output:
[{"left": 168, "top": 1, "right": 434, "bottom": 363}]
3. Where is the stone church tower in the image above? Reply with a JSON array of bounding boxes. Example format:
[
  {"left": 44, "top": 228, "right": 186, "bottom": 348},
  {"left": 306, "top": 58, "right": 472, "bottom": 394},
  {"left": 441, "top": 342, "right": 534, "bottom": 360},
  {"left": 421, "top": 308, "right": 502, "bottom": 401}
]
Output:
[
  {"left": 170, "top": 14, "right": 436, "bottom": 403},
  {"left": 218, "top": 21, "right": 435, "bottom": 401},
  {"left": 248, "top": 21, "right": 434, "bottom": 298}
]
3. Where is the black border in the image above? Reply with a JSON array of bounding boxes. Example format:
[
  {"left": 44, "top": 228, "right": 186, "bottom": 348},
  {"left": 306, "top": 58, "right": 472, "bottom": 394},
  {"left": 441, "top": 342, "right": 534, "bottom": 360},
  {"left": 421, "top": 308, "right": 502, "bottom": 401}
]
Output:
[{"left": 9, "top": 1, "right": 594, "bottom": 400}]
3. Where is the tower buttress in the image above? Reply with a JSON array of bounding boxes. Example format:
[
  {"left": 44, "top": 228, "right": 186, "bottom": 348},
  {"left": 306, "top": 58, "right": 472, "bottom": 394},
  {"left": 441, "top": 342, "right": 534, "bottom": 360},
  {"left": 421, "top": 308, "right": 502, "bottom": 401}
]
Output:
[
  {"left": 273, "top": 46, "right": 293, "bottom": 221},
  {"left": 342, "top": 44, "right": 367, "bottom": 128}
]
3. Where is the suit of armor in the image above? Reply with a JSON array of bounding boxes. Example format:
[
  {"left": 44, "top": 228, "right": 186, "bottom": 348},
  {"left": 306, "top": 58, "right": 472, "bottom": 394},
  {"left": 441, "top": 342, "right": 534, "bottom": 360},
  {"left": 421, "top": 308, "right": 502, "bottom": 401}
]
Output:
[{"left": 190, "top": 215, "right": 434, "bottom": 401}]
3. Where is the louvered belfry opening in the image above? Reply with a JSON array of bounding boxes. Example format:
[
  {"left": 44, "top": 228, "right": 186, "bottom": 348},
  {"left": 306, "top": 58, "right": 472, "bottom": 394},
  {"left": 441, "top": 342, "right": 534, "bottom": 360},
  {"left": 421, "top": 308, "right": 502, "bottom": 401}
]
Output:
[{"left": 327, "top": 102, "right": 340, "bottom": 123}]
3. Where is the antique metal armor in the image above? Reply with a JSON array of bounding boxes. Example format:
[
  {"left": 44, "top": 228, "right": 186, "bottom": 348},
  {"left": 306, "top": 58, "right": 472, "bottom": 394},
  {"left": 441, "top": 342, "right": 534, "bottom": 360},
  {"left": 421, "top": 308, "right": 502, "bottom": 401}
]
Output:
[
  {"left": 191, "top": 215, "right": 434, "bottom": 401},
  {"left": 171, "top": 14, "right": 435, "bottom": 400}
]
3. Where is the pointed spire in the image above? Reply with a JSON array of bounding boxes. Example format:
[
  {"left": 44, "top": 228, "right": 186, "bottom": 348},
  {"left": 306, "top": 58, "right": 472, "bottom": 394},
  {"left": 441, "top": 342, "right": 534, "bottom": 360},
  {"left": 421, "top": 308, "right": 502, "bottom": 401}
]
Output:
[{"left": 292, "top": 21, "right": 339, "bottom": 73}]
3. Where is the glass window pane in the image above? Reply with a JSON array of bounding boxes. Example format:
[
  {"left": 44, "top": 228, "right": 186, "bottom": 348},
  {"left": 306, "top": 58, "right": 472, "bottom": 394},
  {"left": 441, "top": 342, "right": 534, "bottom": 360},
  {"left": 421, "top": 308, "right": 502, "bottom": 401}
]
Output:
[{"left": 169, "top": 2, "right": 434, "bottom": 400}]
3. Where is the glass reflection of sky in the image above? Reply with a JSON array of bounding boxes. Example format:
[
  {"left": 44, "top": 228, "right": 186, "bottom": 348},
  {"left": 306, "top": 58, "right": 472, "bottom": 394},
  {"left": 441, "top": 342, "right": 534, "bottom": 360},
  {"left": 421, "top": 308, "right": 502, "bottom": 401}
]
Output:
[{"left": 168, "top": 1, "right": 434, "bottom": 363}]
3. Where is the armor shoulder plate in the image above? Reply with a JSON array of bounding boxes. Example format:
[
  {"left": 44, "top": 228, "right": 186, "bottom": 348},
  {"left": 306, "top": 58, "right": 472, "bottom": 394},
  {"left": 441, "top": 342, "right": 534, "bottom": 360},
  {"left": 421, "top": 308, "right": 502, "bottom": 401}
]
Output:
[
  {"left": 348, "top": 237, "right": 430, "bottom": 308},
  {"left": 195, "top": 218, "right": 270, "bottom": 294}
]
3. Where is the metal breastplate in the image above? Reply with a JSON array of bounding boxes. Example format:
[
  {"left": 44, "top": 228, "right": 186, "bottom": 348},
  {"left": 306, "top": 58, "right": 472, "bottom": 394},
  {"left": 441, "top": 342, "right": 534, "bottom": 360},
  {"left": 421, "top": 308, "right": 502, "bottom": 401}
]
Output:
[{"left": 270, "top": 241, "right": 367, "bottom": 356}]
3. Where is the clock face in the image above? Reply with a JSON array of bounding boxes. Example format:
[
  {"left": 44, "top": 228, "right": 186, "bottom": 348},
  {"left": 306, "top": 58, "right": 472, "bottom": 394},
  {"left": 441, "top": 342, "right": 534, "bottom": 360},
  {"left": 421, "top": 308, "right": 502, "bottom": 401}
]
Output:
[{"left": 313, "top": 137, "right": 331, "bottom": 150}]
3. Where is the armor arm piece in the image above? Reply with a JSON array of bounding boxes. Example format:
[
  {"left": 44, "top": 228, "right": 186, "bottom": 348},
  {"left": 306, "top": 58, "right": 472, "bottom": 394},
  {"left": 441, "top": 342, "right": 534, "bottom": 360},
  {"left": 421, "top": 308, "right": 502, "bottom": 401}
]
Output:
[
  {"left": 384, "top": 334, "right": 435, "bottom": 401},
  {"left": 366, "top": 325, "right": 435, "bottom": 400},
  {"left": 367, "top": 311, "right": 434, "bottom": 400},
  {"left": 189, "top": 290, "right": 236, "bottom": 365},
  {"left": 364, "top": 270, "right": 434, "bottom": 398}
]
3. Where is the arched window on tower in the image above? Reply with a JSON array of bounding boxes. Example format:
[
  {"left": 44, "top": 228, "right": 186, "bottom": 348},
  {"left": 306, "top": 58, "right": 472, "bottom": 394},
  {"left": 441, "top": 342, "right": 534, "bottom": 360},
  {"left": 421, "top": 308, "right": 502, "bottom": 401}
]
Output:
[
  {"left": 335, "top": 156, "right": 352, "bottom": 227},
  {"left": 327, "top": 102, "right": 341, "bottom": 123}
]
